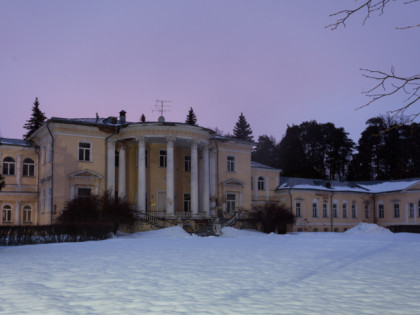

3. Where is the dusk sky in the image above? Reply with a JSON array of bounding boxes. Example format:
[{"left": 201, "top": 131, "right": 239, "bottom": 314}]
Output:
[{"left": 1, "top": 1, "right": 419, "bottom": 142}]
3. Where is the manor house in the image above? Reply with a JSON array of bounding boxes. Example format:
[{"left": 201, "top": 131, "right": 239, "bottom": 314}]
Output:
[{"left": 1, "top": 110, "right": 420, "bottom": 232}]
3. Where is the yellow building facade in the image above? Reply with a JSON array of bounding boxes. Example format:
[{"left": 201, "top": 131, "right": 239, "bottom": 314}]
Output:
[{"left": 1, "top": 111, "right": 420, "bottom": 232}]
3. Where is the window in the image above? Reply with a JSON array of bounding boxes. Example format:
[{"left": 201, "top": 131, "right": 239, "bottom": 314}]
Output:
[
  {"left": 364, "top": 204, "right": 369, "bottom": 219},
  {"left": 3, "top": 157, "right": 15, "bottom": 175},
  {"left": 184, "top": 194, "right": 191, "bottom": 212},
  {"left": 342, "top": 203, "right": 347, "bottom": 218},
  {"left": 394, "top": 203, "right": 400, "bottom": 218},
  {"left": 184, "top": 155, "right": 191, "bottom": 172},
  {"left": 323, "top": 203, "right": 328, "bottom": 218},
  {"left": 23, "top": 205, "right": 32, "bottom": 223},
  {"left": 332, "top": 203, "right": 338, "bottom": 218},
  {"left": 296, "top": 202, "right": 301, "bottom": 217},
  {"left": 258, "top": 177, "right": 265, "bottom": 191},
  {"left": 312, "top": 202, "right": 318, "bottom": 218},
  {"left": 79, "top": 142, "right": 91, "bottom": 161},
  {"left": 77, "top": 187, "right": 92, "bottom": 198},
  {"left": 2, "top": 205, "right": 12, "bottom": 223},
  {"left": 409, "top": 203, "right": 414, "bottom": 218},
  {"left": 23, "top": 158, "right": 35, "bottom": 177},
  {"left": 323, "top": 228, "right": 329, "bottom": 232},
  {"left": 159, "top": 150, "right": 167, "bottom": 168},
  {"left": 378, "top": 204, "right": 384, "bottom": 219},
  {"left": 351, "top": 204, "right": 356, "bottom": 218},
  {"left": 227, "top": 156, "right": 235, "bottom": 172},
  {"left": 313, "top": 228, "right": 318, "bottom": 232},
  {"left": 226, "top": 193, "right": 237, "bottom": 213},
  {"left": 418, "top": 201, "right": 420, "bottom": 217},
  {"left": 334, "top": 228, "right": 339, "bottom": 233}
]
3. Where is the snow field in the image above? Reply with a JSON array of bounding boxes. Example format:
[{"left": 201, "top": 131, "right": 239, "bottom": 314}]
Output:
[{"left": 1, "top": 225, "right": 420, "bottom": 314}]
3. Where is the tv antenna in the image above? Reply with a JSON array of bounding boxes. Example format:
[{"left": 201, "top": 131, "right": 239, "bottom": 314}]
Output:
[{"left": 153, "top": 100, "right": 172, "bottom": 122}]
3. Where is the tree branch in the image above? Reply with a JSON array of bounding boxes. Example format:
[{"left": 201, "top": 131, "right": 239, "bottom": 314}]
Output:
[{"left": 357, "top": 68, "right": 420, "bottom": 121}]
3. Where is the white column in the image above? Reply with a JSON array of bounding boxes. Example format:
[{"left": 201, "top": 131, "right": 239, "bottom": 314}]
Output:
[
  {"left": 202, "top": 144, "right": 210, "bottom": 215},
  {"left": 118, "top": 143, "right": 126, "bottom": 198},
  {"left": 209, "top": 148, "right": 216, "bottom": 211},
  {"left": 16, "top": 201, "right": 20, "bottom": 225},
  {"left": 191, "top": 141, "right": 199, "bottom": 215},
  {"left": 107, "top": 140, "right": 116, "bottom": 194},
  {"left": 17, "top": 154, "right": 22, "bottom": 188},
  {"left": 166, "top": 137, "right": 175, "bottom": 215},
  {"left": 137, "top": 137, "right": 146, "bottom": 212},
  {"left": 70, "top": 184, "right": 75, "bottom": 199}
]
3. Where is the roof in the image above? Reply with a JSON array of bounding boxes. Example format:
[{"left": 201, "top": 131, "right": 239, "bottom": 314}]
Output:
[
  {"left": 48, "top": 117, "right": 216, "bottom": 134},
  {"left": 0, "top": 138, "right": 33, "bottom": 147},
  {"left": 277, "top": 176, "right": 420, "bottom": 194},
  {"left": 251, "top": 161, "right": 281, "bottom": 171}
]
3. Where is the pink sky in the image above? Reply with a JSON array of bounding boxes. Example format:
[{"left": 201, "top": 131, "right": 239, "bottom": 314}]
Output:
[{"left": 1, "top": 0, "right": 419, "bottom": 142}]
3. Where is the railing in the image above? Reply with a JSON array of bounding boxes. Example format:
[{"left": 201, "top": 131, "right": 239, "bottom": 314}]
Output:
[
  {"left": 136, "top": 212, "right": 177, "bottom": 229},
  {"left": 220, "top": 211, "right": 239, "bottom": 228}
]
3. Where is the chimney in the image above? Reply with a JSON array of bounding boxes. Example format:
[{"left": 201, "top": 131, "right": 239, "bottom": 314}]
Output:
[{"left": 119, "top": 110, "right": 126, "bottom": 124}]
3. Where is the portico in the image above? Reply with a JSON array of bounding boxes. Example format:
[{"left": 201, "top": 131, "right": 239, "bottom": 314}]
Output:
[{"left": 106, "top": 133, "right": 214, "bottom": 218}]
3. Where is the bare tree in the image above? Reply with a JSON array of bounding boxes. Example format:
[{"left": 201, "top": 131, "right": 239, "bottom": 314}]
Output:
[{"left": 326, "top": 0, "right": 420, "bottom": 121}]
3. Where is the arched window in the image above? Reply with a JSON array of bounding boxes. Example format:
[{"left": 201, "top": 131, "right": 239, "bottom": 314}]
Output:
[
  {"left": 312, "top": 199, "right": 319, "bottom": 218},
  {"left": 23, "top": 205, "right": 32, "bottom": 223},
  {"left": 3, "top": 157, "right": 15, "bottom": 175},
  {"left": 2, "top": 205, "right": 12, "bottom": 223},
  {"left": 258, "top": 176, "right": 265, "bottom": 191},
  {"left": 23, "top": 158, "right": 35, "bottom": 177}
]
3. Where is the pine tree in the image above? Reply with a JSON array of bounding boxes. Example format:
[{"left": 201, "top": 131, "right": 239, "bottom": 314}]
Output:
[
  {"left": 23, "top": 97, "right": 47, "bottom": 139},
  {"left": 185, "top": 107, "right": 197, "bottom": 126},
  {"left": 140, "top": 114, "right": 146, "bottom": 122},
  {"left": 233, "top": 112, "right": 253, "bottom": 141}
]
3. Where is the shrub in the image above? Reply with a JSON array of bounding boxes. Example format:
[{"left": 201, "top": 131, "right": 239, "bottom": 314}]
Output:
[
  {"left": 253, "top": 203, "right": 295, "bottom": 234},
  {"left": 57, "top": 191, "right": 138, "bottom": 234}
]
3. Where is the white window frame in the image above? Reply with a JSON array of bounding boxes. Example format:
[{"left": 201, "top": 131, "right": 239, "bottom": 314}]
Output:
[
  {"left": 409, "top": 203, "right": 414, "bottom": 218},
  {"left": 2, "top": 205, "right": 12, "bottom": 223},
  {"left": 332, "top": 203, "right": 338, "bottom": 218},
  {"left": 23, "top": 205, "right": 32, "bottom": 223},
  {"left": 351, "top": 203, "right": 357, "bottom": 218},
  {"left": 183, "top": 193, "right": 191, "bottom": 212},
  {"left": 378, "top": 203, "right": 384, "bottom": 219},
  {"left": 227, "top": 156, "right": 235, "bottom": 172},
  {"left": 78, "top": 141, "right": 92, "bottom": 162},
  {"left": 23, "top": 158, "right": 35, "bottom": 177},
  {"left": 364, "top": 204, "right": 369, "bottom": 219},
  {"left": 342, "top": 202, "right": 348, "bottom": 218},
  {"left": 312, "top": 200, "right": 318, "bottom": 218},
  {"left": 159, "top": 150, "right": 167, "bottom": 168},
  {"left": 77, "top": 186, "right": 92, "bottom": 198},
  {"left": 295, "top": 202, "right": 301, "bottom": 217},
  {"left": 184, "top": 155, "right": 191, "bottom": 172},
  {"left": 257, "top": 176, "right": 265, "bottom": 191},
  {"left": 394, "top": 203, "right": 400, "bottom": 218},
  {"left": 3, "top": 157, "right": 15, "bottom": 176},
  {"left": 226, "top": 193, "right": 237, "bottom": 213},
  {"left": 322, "top": 203, "right": 328, "bottom": 218}
]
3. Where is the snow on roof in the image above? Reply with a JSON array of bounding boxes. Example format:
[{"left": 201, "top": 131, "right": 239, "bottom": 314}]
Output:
[
  {"left": 0, "top": 138, "right": 33, "bottom": 147},
  {"left": 278, "top": 176, "right": 420, "bottom": 194},
  {"left": 251, "top": 161, "right": 281, "bottom": 171}
]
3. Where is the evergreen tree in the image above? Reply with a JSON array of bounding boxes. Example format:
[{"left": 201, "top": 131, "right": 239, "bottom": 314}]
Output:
[
  {"left": 185, "top": 107, "right": 197, "bottom": 126},
  {"left": 140, "top": 114, "right": 146, "bottom": 122},
  {"left": 233, "top": 112, "right": 253, "bottom": 141},
  {"left": 23, "top": 97, "right": 47, "bottom": 139},
  {"left": 252, "top": 135, "right": 277, "bottom": 167}
]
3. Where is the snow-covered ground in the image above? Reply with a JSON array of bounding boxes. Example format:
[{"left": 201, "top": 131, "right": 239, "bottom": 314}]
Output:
[{"left": 1, "top": 224, "right": 420, "bottom": 314}]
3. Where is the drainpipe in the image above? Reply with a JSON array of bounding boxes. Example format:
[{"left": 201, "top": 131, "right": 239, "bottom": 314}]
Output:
[
  {"left": 46, "top": 123, "right": 54, "bottom": 225},
  {"left": 330, "top": 191, "right": 334, "bottom": 231}
]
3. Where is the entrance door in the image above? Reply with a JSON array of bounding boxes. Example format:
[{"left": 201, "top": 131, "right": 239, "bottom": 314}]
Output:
[{"left": 157, "top": 191, "right": 166, "bottom": 212}]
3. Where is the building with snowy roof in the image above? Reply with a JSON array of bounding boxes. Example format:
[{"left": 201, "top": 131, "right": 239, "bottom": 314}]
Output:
[{"left": 1, "top": 111, "right": 420, "bottom": 232}]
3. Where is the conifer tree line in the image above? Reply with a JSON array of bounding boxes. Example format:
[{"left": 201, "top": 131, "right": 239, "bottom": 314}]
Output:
[{"left": 252, "top": 116, "right": 420, "bottom": 181}]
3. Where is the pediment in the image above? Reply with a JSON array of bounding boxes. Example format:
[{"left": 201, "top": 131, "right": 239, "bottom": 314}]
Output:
[
  {"left": 222, "top": 178, "right": 245, "bottom": 186},
  {"left": 69, "top": 169, "right": 103, "bottom": 178}
]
